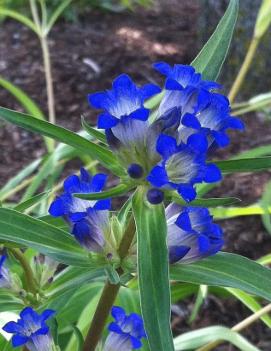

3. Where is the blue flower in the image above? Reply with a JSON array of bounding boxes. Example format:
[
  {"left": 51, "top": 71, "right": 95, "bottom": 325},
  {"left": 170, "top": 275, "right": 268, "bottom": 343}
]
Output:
[
  {"left": 105, "top": 117, "right": 161, "bottom": 177},
  {"left": 146, "top": 134, "right": 221, "bottom": 203},
  {"left": 179, "top": 90, "right": 244, "bottom": 148},
  {"left": 3, "top": 307, "right": 55, "bottom": 351},
  {"left": 0, "top": 255, "right": 11, "bottom": 289},
  {"left": 89, "top": 74, "right": 161, "bottom": 129},
  {"left": 153, "top": 62, "right": 220, "bottom": 91},
  {"left": 49, "top": 168, "right": 110, "bottom": 222},
  {"left": 104, "top": 306, "right": 146, "bottom": 351},
  {"left": 166, "top": 204, "right": 224, "bottom": 264},
  {"left": 72, "top": 208, "right": 110, "bottom": 252}
]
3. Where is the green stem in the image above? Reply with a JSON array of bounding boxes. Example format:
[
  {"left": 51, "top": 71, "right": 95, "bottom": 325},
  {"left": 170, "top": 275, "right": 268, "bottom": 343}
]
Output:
[
  {"left": 82, "top": 216, "right": 136, "bottom": 351},
  {"left": 40, "top": 35, "right": 56, "bottom": 125},
  {"left": 9, "top": 248, "right": 38, "bottom": 294},
  {"left": 228, "top": 36, "right": 260, "bottom": 103}
]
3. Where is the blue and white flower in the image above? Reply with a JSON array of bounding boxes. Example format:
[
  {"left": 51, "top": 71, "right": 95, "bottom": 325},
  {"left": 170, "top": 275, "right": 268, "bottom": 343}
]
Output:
[
  {"left": 104, "top": 306, "right": 146, "bottom": 351},
  {"left": 153, "top": 62, "right": 220, "bottom": 91},
  {"left": 0, "top": 255, "right": 12, "bottom": 289},
  {"left": 89, "top": 74, "right": 161, "bottom": 129},
  {"left": 72, "top": 208, "right": 110, "bottom": 252},
  {"left": 3, "top": 307, "right": 55, "bottom": 351},
  {"left": 147, "top": 134, "right": 221, "bottom": 203},
  {"left": 49, "top": 168, "right": 110, "bottom": 222},
  {"left": 166, "top": 204, "right": 224, "bottom": 264},
  {"left": 179, "top": 90, "right": 244, "bottom": 148}
]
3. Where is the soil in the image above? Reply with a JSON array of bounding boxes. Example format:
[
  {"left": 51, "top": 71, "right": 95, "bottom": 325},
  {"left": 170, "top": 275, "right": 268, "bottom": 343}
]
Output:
[{"left": 0, "top": 1, "right": 271, "bottom": 350}]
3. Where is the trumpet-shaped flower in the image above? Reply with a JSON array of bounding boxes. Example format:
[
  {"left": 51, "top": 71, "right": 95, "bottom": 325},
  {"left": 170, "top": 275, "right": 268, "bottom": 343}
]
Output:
[
  {"left": 49, "top": 168, "right": 110, "bottom": 222},
  {"left": 147, "top": 134, "right": 221, "bottom": 203},
  {"left": 89, "top": 74, "right": 161, "bottom": 129},
  {"left": 153, "top": 62, "right": 220, "bottom": 91},
  {"left": 3, "top": 307, "right": 55, "bottom": 351},
  {"left": 166, "top": 204, "right": 224, "bottom": 263},
  {"left": 179, "top": 90, "right": 244, "bottom": 148},
  {"left": 104, "top": 306, "right": 146, "bottom": 351},
  {"left": 0, "top": 255, "right": 11, "bottom": 289},
  {"left": 72, "top": 208, "right": 110, "bottom": 252}
]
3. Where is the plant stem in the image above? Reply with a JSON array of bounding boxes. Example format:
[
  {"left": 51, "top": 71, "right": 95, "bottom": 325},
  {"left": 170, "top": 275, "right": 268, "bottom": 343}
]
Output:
[
  {"left": 40, "top": 35, "right": 56, "bottom": 125},
  {"left": 228, "top": 36, "right": 259, "bottom": 104},
  {"left": 82, "top": 216, "right": 136, "bottom": 351},
  {"left": 196, "top": 303, "right": 271, "bottom": 351},
  {"left": 29, "top": 0, "right": 56, "bottom": 125},
  {"left": 9, "top": 248, "right": 38, "bottom": 294}
]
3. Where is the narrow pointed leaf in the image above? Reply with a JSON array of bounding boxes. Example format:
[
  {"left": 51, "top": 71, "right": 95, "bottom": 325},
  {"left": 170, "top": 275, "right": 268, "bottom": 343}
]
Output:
[
  {"left": 74, "top": 183, "right": 133, "bottom": 200},
  {"left": 170, "top": 193, "right": 240, "bottom": 207},
  {"left": 13, "top": 191, "right": 49, "bottom": 212},
  {"left": 192, "top": 0, "right": 239, "bottom": 80},
  {"left": 133, "top": 188, "right": 174, "bottom": 351},
  {"left": 81, "top": 116, "right": 107, "bottom": 144},
  {"left": 215, "top": 157, "right": 271, "bottom": 173},
  {"left": 0, "top": 208, "right": 91, "bottom": 267},
  {"left": 0, "top": 107, "right": 124, "bottom": 177},
  {"left": 170, "top": 252, "right": 271, "bottom": 301}
]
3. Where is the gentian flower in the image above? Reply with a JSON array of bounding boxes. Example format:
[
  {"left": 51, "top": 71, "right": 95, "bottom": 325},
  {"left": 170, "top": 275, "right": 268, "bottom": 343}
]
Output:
[
  {"left": 72, "top": 209, "right": 110, "bottom": 252},
  {"left": 179, "top": 90, "right": 245, "bottom": 148},
  {"left": 104, "top": 306, "right": 146, "bottom": 351},
  {"left": 146, "top": 134, "right": 221, "bottom": 203},
  {"left": 0, "top": 255, "right": 12, "bottom": 289},
  {"left": 166, "top": 204, "right": 224, "bottom": 264},
  {"left": 153, "top": 62, "right": 220, "bottom": 91},
  {"left": 49, "top": 168, "right": 110, "bottom": 222},
  {"left": 3, "top": 307, "right": 55, "bottom": 351},
  {"left": 89, "top": 74, "right": 161, "bottom": 129}
]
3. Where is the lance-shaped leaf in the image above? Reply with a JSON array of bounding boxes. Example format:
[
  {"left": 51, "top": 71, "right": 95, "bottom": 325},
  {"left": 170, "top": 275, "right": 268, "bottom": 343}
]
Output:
[
  {"left": 169, "top": 192, "right": 240, "bottom": 207},
  {"left": 215, "top": 157, "right": 271, "bottom": 173},
  {"left": 133, "top": 188, "right": 174, "bottom": 351},
  {"left": 170, "top": 252, "right": 271, "bottom": 301},
  {"left": 74, "top": 183, "right": 133, "bottom": 200},
  {"left": 81, "top": 116, "right": 107, "bottom": 144},
  {"left": 0, "top": 208, "right": 91, "bottom": 267},
  {"left": 0, "top": 107, "right": 124, "bottom": 177},
  {"left": 192, "top": 0, "right": 239, "bottom": 80}
]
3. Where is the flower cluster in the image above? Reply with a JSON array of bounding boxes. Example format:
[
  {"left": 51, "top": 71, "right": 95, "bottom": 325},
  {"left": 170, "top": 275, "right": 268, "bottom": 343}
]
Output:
[
  {"left": 89, "top": 62, "right": 244, "bottom": 204},
  {"left": 3, "top": 307, "right": 55, "bottom": 351},
  {"left": 104, "top": 306, "right": 146, "bottom": 351}
]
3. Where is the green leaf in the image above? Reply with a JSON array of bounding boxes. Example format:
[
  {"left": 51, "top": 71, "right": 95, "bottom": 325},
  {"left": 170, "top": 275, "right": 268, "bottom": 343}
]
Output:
[
  {"left": 191, "top": 0, "right": 239, "bottom": 80},
  {"left": 0, "top": 77, "right": 53, "bottom": 152},
  {"left": 0, "top": 291, "right": 24, "bottom": 312},
  {"left": 74, "top": 183, "right": 133, "bottom": 200},
  {"left": 0, "top": 107, "right": 124, "bottom": 177},
  {"left": 13, "top": 191, "right": 49, "bottom": 212},
  {"left": 174, "top": 326, "right": 260, "bottom": 351},
  {"left": 0, "top": 208, "right": 90, "bottom": 267},
  {"left": 0, "top": 7, "right": 39, "bottom": 34},
  {"left": 170, "top": 193, "right": 240, "bottom": 207},
  {"left": 170, "top": 252, "right": 271, "bottom": 301},
  {"left": 72, "top": 325, "right": 84, "bottom": 351},
  {"left": 226, "top": 288, "right": 271, "bottom": 328},
  {"left": 133, "top": 188, "right": 174, "bottom": 351},
  {"left": 260, "top": 180, "right": 271, "bottom": 234},
  {"left": 254, "top": 0, "right": 271, "bottom": 38},
  {"left": 45, "top": 0, "right": 73, "bottom": 34},
  {"left": 215, "top": 157, "right": 271, "bottom": 173},
  {"left": 0, "top": 159, "right": 41, "bottom": 201},
  {"left": 81, "top": 116, "right": 107, "bottom": 144}
]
